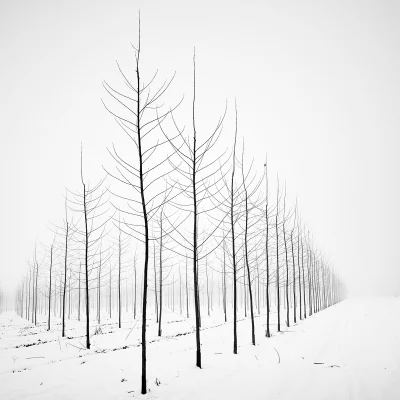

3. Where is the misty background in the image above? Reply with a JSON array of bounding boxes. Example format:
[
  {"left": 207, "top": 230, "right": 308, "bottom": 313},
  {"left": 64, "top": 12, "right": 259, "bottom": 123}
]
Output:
[{"left": 0, "top": 0, "right": 399, "bottom": 301}]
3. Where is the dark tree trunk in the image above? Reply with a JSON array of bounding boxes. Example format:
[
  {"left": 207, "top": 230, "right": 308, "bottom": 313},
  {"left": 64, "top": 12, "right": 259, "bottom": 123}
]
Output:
[
  {"left": 223, "top": 245, "right": 227, "bottom": 323},
  {"left": 98, "top": 254, "right": 101, "bottom": 325},
  {"left": 257, "top": 262, "right": 260, "bottom": 315},
  {"left": 243, "top": 257, "right": 247, "bottom": 317},
  {"left": 158, "top": 215, "right": 163, "bottom": 337},
  {"left": 47, "top": 245, "right": 53, "bottom": 331},
  {"left": 154, "top": 243, "right": 158, "bottom": 323},
  {"left": 301, "top": 239, "right": 306, "bottom": 319},
  {"left": 179, "top": 266, "right": 182, "bottom": 315},
  {"left": 206, "top": 258, "right": 210, "bottom": 316},
  {"left": 134, "top": 258, "right": 136, "bottom": 320},
  {"left": 283, "top": 222, "right": 290, "bottom": 328},
  {"left": 231, "top": 105, "right": 238, "bottom": 354},
  {"left": 118, "top": 227, "right": 122, "bottom": 329},
  {"left": 192, "top": 55, "right": 202, "bottom": 368},
  {"left": 185, "top": 257, "right": 189, "bottom": 318},
  {"left": 297, "top": 227, "right": 302, "bottom": 320},
  {"left": 83, "top": 182, "right": 90, "bottom": 349},
  {"left": 68, "top": 269, "right": 71, "bottom": 320},
  {"left": 265, "top": 163, "right": 271, "bottom": 337},
  {"left": 62, "top": 222, "right": 69, "bottom": 337},
  {"left": 308, "top": 249, "right": 313, "bottom": 317},
  {"left": 275, "top": 186, "right": 281, "bottom": 332},
  {"left": 78, "top": 262, "right": 81, "bottom": 322},
  {"left": 134, "top": 42, "right": 151, "bottom": 394},
  {"left": 34, "top": 260, "right": 39, "bottom": 325},
  {"left": 243, "top": 168, "right": 255, "bottom": 345},
  {"left": 31, "top": 268, "right": 34, "bottom": 323},
  {"left": 25, "top": 276, "right": 29, "bottom": 319},
  {"left": 196, "top": 256, "right": 201, "bottom": 328},
  {"left": 290, "top": 231, "right": 296, "bottom": 324},
  {"left": 109, "top": 264, "right": 112, "bottom": 319}
]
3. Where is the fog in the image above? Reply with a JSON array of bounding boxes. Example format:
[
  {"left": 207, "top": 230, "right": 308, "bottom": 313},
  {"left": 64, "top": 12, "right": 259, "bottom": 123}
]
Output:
[{"left": 1, "top": 0, "right": 399, "bottom": 301}]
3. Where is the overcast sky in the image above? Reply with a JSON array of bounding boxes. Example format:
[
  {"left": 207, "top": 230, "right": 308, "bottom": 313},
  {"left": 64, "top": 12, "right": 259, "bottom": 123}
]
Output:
[{"left": 0, "top": 0, "right": 399, "bottom": 299}]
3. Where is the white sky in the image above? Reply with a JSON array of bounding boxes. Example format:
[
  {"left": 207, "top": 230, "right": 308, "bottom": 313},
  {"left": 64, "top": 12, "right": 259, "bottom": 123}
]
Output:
[{"left": 0, "top": 0, "right": 399, "bottom": 298}]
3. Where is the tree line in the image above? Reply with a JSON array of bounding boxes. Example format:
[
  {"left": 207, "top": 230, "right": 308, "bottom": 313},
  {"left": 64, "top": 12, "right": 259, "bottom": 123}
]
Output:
[{"left": 13, "top": 16, "right": 345, "bottom": 395}]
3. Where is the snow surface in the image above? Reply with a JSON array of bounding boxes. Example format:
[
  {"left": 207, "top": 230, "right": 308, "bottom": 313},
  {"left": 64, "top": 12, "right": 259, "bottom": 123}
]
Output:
[{"left": 0, "top": 298, "right": 399, "bottom": 399}]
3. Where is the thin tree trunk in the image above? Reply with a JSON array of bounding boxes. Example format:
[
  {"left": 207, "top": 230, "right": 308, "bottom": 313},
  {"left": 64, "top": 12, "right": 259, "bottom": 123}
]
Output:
[
  {"left": 211, "top": 271, "right": 213, "bottom": 311},
  {"left": 25, "top": 276, "right": 29, "bottom": 319},
  {"left": 78, "top": 262, "right": 81, "bottom": 322},
  {"left": 82, "top": 170, "right": 90, "bottom": 349},
  {"left": 109, "top": 264, "right": 112, "bottom": 319},
  {"left": 134, "top": 256, "right": 137, "bottom": 320},
  {"left": 265, "top": 161, "right": 271, "bottom": 337},
  {"left": 245, "top": 229, "right": 255, "bottom": 345},
  {"left": 31, "top": 267, "right": 34, "bottom": 323},
  {"left": 154, "top": 243, "right": 158, "bottom": 323},
  {"left": 206, "top": 258, "right": 210, "bottom": 317},
  {"left": 275, "top": 183, "right": 281, "bottom": 332},
  {"left": 47, "top": 245, "right": 53, "bottom": 331},
  {"left": 243, "top": 255, "right": 247, "bottom": 317},
  {"left": 158, "top": 216, "right": 163, "bottom": 336},
  {"left": 257, "top": 261, "right": 260, "bottom": 315},
  {"left": 283, "top": 190, "right": 290, "bottom": 328},
  {"left": 242, "top": 159, "right": 255, "bottom": 345},
  {"left": 135, "top": 35, "right": 151, "bottom": 394},
  {"left": 179, "top": 266, "right": 182, "bottom": 315},
  {"left": 231, "top": 104, "right": 238, "bottom": 354},
  {"left": 297, "top": 226, "right": 302, "bottom": 320},
  {"left": 301, "top": 238, "right": 306, "bottom": 319},
  {"left": 34, "top": 259, "right": 39, "bottom": 325},
  {"left": 196, "top": 255, "right": 201, "bottom": 328},
  {"left": 223, "top": 244, "right": 227, "bottom": 323},
  {"left": 291, "top": 231, "right": 296, "bottom": 323},
  {"left": 98, "top": 254, "right": 102, "bottom": 325},
  {"left": 192, "top": 53, "right": 202, "bottom": 368},
  {"left": 185, "top": 256, "right": 189, "bottom": 318},
  {"left": 308, "top": 248, "right": 313, "bottom": 317},
  {"left": 68, "top": 269, "right": 71, "bottom": 320},
  {"left": 118, "top": 224, "right": 122, "bottom": 329},
  {"left": 62, "top": 222, "right": 69, "bottom": 337}
]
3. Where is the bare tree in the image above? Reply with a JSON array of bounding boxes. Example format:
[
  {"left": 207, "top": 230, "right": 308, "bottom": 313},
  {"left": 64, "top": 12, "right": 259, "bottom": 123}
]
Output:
[
  {"left": 47, "top": 238, "right": 55, "bottom": 331},
  {"left": 275, "top": 178, "right": 282, "bottom": 332},
  {"left": 264, "top": 156, "right": 272, "bottom": 337},
  {"left": 282, "top": 186, "right": 291, "bottom": 328},
  {"left": 68, "top": 147, "right": 109, "bottom": 349},
  {"left": 62, "top": 197, "right": 70, "bottom": 337},
  {"left": 160, "top": 50, "right": 228, "bottom": 367},
  {"left": 102, "top": 15, "right": 178, "bottom": 394},
  {"left": 240, "top": 142, "right": 263, "bottom": 346},
  {"left": 290, "top": 208, "right": 297, "bottom": 324}
]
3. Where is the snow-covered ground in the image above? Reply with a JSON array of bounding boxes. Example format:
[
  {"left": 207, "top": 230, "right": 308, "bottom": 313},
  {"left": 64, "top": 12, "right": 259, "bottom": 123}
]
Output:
[{"left": 0, "top": 297, "right": 399, "bottom": 399}]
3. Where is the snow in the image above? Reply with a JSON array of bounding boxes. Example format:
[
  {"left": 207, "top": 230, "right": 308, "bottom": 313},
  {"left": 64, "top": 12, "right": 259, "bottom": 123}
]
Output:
[{"left": 0, "top": 297, "right": 399, "bottom": 399}]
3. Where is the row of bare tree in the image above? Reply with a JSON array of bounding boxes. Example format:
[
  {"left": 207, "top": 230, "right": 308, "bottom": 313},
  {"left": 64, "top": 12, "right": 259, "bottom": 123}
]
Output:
[{"left": 14, "top": 18, "right": 345, "bottom": 395}]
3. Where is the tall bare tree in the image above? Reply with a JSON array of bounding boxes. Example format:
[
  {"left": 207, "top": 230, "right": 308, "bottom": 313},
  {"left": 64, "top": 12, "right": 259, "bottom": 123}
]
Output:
[
  {"left": 68, "top": 147, "right": 109, "bottom": 349},
  {"left": 160, "top": 50, "right": 228, "bottom": 367},
  {"left": 103, "top": 15, "right": 178, "bottom": 394}
]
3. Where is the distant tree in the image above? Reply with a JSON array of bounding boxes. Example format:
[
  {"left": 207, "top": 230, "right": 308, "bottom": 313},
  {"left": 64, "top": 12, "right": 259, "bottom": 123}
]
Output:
[
  {"left": 68, "top": 147, "right": 109, "bottom": 349},
  {"left": 47, "top": 238, "right": 55, "bottom": 330},
  {"left": 240, "top": 141, "right": 263, "bottom": 346}
]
